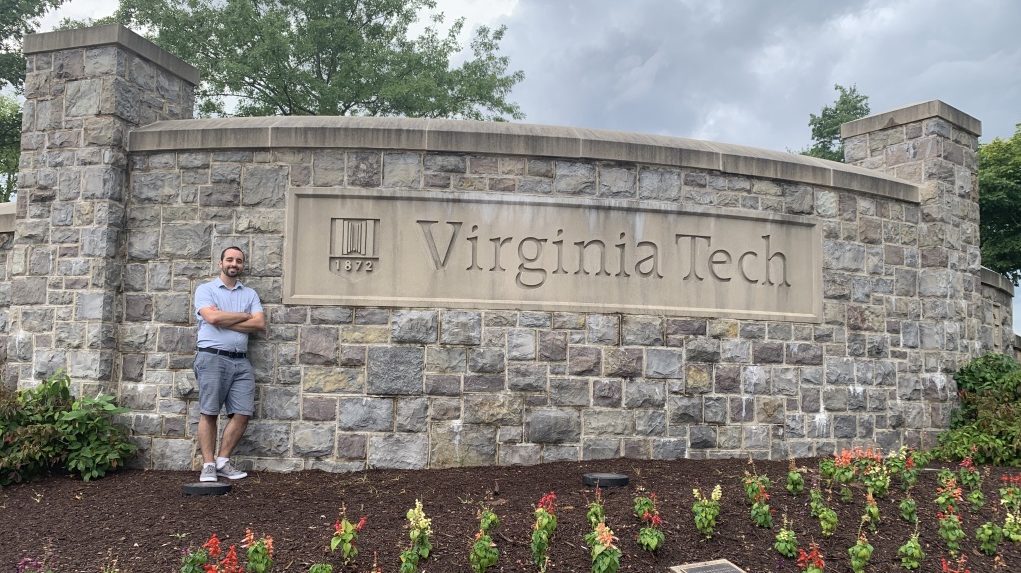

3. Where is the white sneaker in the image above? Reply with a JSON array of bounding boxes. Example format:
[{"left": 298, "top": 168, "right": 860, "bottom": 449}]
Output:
[
  {"left": 199, "top": 465, "right": 218, "bottom": 482},
  {"left": 216, "top": 460, "right": 248, "bottom": 480}
]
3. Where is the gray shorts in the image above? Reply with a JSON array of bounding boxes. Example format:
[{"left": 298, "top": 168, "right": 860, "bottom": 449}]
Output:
[{"left": 194, "top": 351, "right": 256, "bottom": 416}]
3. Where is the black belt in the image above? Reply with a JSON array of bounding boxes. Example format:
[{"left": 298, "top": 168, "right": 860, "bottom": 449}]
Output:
[{"left": 198, "top": 347, "right": 247, "bottom": 359}]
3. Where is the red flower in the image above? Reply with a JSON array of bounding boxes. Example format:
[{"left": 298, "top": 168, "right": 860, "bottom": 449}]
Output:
[
  {"left": 356, "top": 516, "right": 367, "bottom": 532},
  {"left": 202, "top": 533, "right": 222, "bottom": 559},
  {"left": 220, "top": 545, "right": 242, "bottom": 573},
  {"left": 537, "top": 491, "right": 557, "bottom": 514}
]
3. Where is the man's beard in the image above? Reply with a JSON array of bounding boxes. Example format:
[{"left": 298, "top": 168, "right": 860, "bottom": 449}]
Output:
[{"left": 224, "top": 267, "right": 241, "bottom": 277}]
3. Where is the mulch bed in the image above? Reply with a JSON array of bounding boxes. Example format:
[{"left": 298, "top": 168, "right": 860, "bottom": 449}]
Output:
[{"left": 1, "top": 457, "right": 1018, "bottom": 572}]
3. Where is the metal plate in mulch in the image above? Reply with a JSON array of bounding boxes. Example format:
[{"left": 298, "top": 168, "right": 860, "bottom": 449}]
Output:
[
  {"left": 581, "top": 472, "right": 629, "bottom": 487},
  {"left": 669, "top": 559, "right": 746, "bottom": 573},
  {"left": 181, "top": 482, "right": 232, "bottom": 496}
]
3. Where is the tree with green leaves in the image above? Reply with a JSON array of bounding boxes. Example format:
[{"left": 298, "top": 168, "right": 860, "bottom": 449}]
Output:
[
  {"left": 0, "top": 95, "right": 20, "bottom": 202},
  {"left": 1, "top": 0, "right": 68, "bottom": 89},
  {"left": 111, "top": 0, "right": 524, "bottom": 119},
  {"left": 801, "top": 84, "right": 870, "bottom": 162},
  {"left": 979, "top": 123, "right": 1021, "bottom": 283}
]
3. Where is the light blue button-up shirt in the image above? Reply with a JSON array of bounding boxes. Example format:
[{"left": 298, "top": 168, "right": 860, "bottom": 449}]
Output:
[{"left": 194, "top": 277, "right": 264, "bottom": 352}]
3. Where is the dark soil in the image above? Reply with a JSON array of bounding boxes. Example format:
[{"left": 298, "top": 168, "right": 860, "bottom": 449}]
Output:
[{"left": 2, "top": 457, "right": 1019, "bottom": 572}]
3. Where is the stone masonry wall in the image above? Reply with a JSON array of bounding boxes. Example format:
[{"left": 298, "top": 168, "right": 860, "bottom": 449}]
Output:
[
  {"left": 8, "top": 27, "right": 195, "bottom": 398},
  {"left": 5, "top": 25, "right": 1010, "bottom": 473},
  {"left": 123, "top": 147, "right": 965, "bottom": 471}
]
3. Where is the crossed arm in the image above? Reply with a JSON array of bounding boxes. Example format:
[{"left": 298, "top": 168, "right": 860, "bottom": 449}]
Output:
[{"left": 199, "top": 305, "right": 267, "bottom": 334}]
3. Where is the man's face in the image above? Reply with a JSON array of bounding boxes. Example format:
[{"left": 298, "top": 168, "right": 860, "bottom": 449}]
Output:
[{"left": 220, "top": 249, "right": 245, "bottom": 278}]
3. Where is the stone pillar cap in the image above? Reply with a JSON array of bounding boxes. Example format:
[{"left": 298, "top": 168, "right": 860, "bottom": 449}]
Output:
[
  {"left": 23, "top": 23, "right": 199, "bottom": 86},
  {"left": 840, "top": 99, "right": 981, "bottom": 139}
]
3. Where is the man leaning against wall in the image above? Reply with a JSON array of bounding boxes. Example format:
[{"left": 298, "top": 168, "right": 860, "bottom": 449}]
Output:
[{"left": 193, "top": 246, "right": 266, "bottom": 482}]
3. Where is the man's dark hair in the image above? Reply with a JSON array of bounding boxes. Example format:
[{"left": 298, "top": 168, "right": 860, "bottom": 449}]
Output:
[{"left": 220, "top": 246, "right": 245, "bottom": 261}]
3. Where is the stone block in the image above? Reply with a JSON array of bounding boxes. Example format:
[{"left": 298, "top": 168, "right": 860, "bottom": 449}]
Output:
[
  {"left": 507, "top": 329, "right": 536, "bottom": 360},
  {"left": 242, "top": 165, "right": 287, "bottom": 207},
  {"left": 160, "top": 223, "right": 212, "bottom": 258},
  {"left": 303, "top": 367, "right": 363, "bottom": 393},
  {"left": 624, "top": 379, "right": 666, "bottom": 408},
  {"left": 668, "top": 395, "right": 702, "bottom": 424},
  {"left": 554, "top": 161, "right": 596, "bottom": 195},
  {"left": 383, "top": 152, "right": 422, "bottom": 187},
  {"left": 149, "top": 438, "right": 193, "bottom": 470},
  {"left": 584, "top": 410, "right": 631, "bottom": 435},
  {"left": 430, "top": 422, "right": 497, "bottom": 467},
  {"left": 638, "top": 167, "right": 682, "bottom": 201},
  {"left": 550, "top": 377, "right": 589, "bottom": 406},
  {"left": 538, "top": 331, "right": 568, "bottom": 361},
  {"left": 262, "top": 386, "right": 300, "bottom": 420},
  {"left": 391, "top": 310, "right": 438, "bottom": 343},
  {"left": 586, "top": 314, "right": 619, "bottom": 344},
  {"left": 396, "top": 397, "right": 429, "bottom": 432},
  {"left": 463, "top": 394, "right": 523, "bottom": 425},
  {"left": 689, "top": 426, "right": 717, "bottom": 449},
  {"left": 299, "top": 326, "right": 339, "bottom": 365},
  {"left": 469, "top": 348, "right": 505, "bottom": 373},
  {"left": 622, "top": 315, "right": 663, "bottom": 345},
  {"left": 603, "top": 348, "right": 643, "bottom": 377},
  {"left": 236, "top": 422, "right": 291, "bottom": 457},
  {"left": 367, "top": 434, "right": 428, "bottom": 469},
  {"left": 527, "top": 408, "right": 581, "bottom": 443},
  {"left": 292, "top": 423, "right": 334, "bottom": 457},
  {"left": 583, "top": 438, "right": 621, "bottom": 460},
  {"left": 507, "top": 362, "right": 547, "bottom": 392},
  {"left": 568, "top": 346, "right": 601, "bottom": 375},
  {"left": 338, "top": 397, "right": 394, "bottom": 431},
  {"left": 499, "top": 443, "right": 542, "bottom": 465},
  {"left": 592, "top": 379, "right": 622, "bottom": 407},
  {"left": 366, "top": 346, "right": 424, "bottom": 395},
  {"left": 441, "top": 311, "right": 482, "bottom": 344}
]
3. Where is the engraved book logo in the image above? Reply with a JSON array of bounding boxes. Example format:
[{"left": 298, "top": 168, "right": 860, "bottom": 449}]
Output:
[{"left": 330, "top": 218, "right": 379, "bottom": 277}]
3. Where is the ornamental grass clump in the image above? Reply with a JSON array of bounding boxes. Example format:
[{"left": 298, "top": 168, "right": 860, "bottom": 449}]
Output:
[
  {"left": 531, "top": 492, "right": 557, "bottom": 573},
  {"left": 468, "top": 508, "right": 499, "bottom": 573},
  {"left": 691, "top": 484, "right": 722, "bottom": 539},
  {"left": 399, "top": 500, "right": 432, "bottom": 573},
  {"left": 633, "top": 493, "right": 665, "bottom": 552}
]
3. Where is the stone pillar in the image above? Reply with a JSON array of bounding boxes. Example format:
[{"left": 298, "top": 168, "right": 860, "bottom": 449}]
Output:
[
  {"left": 841, "top": 100, "right": 981, "bottom": 447},
  {"left": 10, "top": 25, "right": 197, "bottom": 392}
]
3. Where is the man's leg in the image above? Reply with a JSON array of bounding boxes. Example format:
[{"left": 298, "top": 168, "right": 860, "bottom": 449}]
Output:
[
  {"left": 217, "top": 414, "right": 250, "bottom": 459},
  {"left": 198, "top": 414, "right": 220, "bottom": 464}
]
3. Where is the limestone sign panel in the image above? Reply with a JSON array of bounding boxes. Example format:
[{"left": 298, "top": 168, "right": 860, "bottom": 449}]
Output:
[{"left": 284, "top": 189, "right": 823, "bottom": 321}]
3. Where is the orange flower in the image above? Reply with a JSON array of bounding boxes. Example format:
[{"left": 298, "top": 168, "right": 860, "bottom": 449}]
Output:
[
  {"left": 594, "top": 522, "right": 617, "bottom": 548},
  {"left": 242, "top": 528, "right": 255, "bottom": 548},
  {"left": 264, "top": 535, "right": 274, "bottom": 557},
  {"left": 356, "top": 516, "right": 367, "bottom": 532}
]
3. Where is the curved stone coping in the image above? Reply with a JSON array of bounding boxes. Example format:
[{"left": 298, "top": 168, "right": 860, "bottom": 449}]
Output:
[
  {"left": 980, "top": 267, "right": 1016, "bottom": 296},
  {"left": 128, "top": 116, "right": 919, "bottom": 203},
  {"left": 0, "top": 201, "right": 14, "bottom": 234}
]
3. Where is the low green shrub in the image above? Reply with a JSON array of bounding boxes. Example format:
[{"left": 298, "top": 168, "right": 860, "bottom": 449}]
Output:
[
  {"left": 933, "top": 353, "right": 1021, "bottom": 466},
  {"left": 0, "top": 371, "right": 136, "bottom": 485}
]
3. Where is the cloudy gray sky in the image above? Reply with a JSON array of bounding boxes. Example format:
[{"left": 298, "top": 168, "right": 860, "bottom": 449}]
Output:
[{"left": 39, "top": 0, "right": 1021, "bottom": 331}]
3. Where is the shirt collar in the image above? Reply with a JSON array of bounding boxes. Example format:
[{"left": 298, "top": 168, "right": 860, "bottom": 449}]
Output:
[{"left": 215, "top": 277, "right": 245, "bottom": 290}]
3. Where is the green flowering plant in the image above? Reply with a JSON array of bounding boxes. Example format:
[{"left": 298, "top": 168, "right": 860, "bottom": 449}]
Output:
[
  {"left": 818, "top": 506, "right": 838, "bottom": 537},
  {"left": 885, "top": 446, "right": 919, "bottom": 490},
  {"left": 1000, "top": 474, "right": 1021, "bottom": 513},
  {"left": 957, "top": 455, "right": 982, "bottom": 491},
  {"left": 242, "top": 528, "right": 274, "bottom": 573},
  {"left": 786, "top": 459, "right": 805, "bottom": 496},
  {"left": 691, "top": 484, "right": 722, "bottom": 539},
  {"left": 976, "top": 521, "right": 1003, "bottom": 556},
  {"left": 1003, "top": 511, "right": 1021, "bottom": 542},
  {"left": 935, "top": 477, "right": 963, "bottom": 513},
  {"left": 750, "top": 483, "right": 773, "bottom": 529},
  {"left": 330, "top": 507, "right": 367, "bottom": 565},
  {"left": 773, "top": 517, "right": 798, "bottom": 558},
  {"left": 588, "top": 522, "right": 621, "bottom": 573},
  {"left": 808, "top": 488, "right": 826, "bottom": 517},
  {"left": 469, "top": 508, "right": 499, "bottom": 573},
  {"left": 742, "top": 468, "right": 771, "bottom": 505},
  {"left": 862, "top": 492, "right": 880, "bottom": 533},
  {"left": 937, "top": 508, "right": 966, "bottom": 555},
  {"left": 633, "top": 492, "right": 664, "bottom": 552},
  {"left": 848, "top": 531, "right": 874, "bottom": 573},
  {"left": 861, "top": 463, "right": 891, "bottom": 498},
  {"left": 180, "top": 533, "right": 220, "bottom": 573},
  {"left": 967, "top": 488, "right": 985, "bottom": 511},
  {"left": 899, "top": 495, "right": 918, "bottom": 524},
  {"left": 587, "top": 487, "right": 606, "bottom": 528},
  {"left": 531, "top": 492, "right": 557, "bottom": 573},
  {"left": 399, "top": 500, "right": 432, "bottom": 573},
  {"left": 897, "top": 533, "right": 924, "bottom": 570}
]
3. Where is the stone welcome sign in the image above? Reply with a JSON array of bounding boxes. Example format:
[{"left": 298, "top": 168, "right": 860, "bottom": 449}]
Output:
[{"left": 285, "top": 190, "right": 823, "bottom": 321}]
